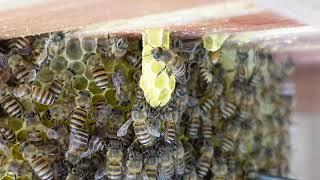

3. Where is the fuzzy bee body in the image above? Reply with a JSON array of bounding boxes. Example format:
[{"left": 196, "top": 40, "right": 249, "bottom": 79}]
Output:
[
  {"left": 27, "top": 129, "right": 43, "bottom": 146},
  {"left": 221, "top": 122, "right": 240, "bottom": 153},
  {"left": 92, "top": 66, "right": 109, "bottom": 90},
  {"left": 108, "top": 37, "right": 128, "bottom": 59},
  {"left": 187, "top": 109, "right": 201, "bottom": 139},
  {"left": 201, "top": 117, "right": 213, "bottom": 140},
  {"left": 158, "top": 150, "right": 174, "bottom": 179},
  {"left": 48, "top": 79, "right": 64, "bottom": 99},
  {"left": 125, "top": 152, "right": 143, "bottom": 179},
  {"left": 151, "top": 47, "right": 186, "bottom": 84},
  {"left": 196, "top": 145, "right": 214, "bottom": 178},
  {"left": 70, "top": 108, "right": 88, "bottom": 130},
  {"left": 30, "top": 155, "right": 54, "bottom": 180},
  {"left": 13, "top": 65, "right": 29, "bottom": 83},
  {"left": 127, "top": 51, "right": 142, "bottom": 69},
  {"left": 68, "top": 128, "right": 89, "bottom": 153},
  {"left": 174, "top": 144, "right": 185, "bottom": 176},
  {"left": 143, "top": 155, "right": 158, "bottom": 180},
  {"left": 9, "top": 37, "right": 33, "bottom": 56},
  {"left": 1, "top": 94, "right": 22, "bottom": 117},
  {"left": 133, "top": 119, "right": 153, "bottom": 147},
  {"left": 164, "top": 118, "right": 176, "bottom": 144},
  {"left": 0, "top": 126, "right": 16, "bottom": 144},
  {"left": 31, "top": 86, "right": 55, "bottom": 105},
  {"left": 220, "top": 97, "right": 237, "bottom": 119},
  {"left": 105, "top": 148, "right": 124, "bottom": 180}
]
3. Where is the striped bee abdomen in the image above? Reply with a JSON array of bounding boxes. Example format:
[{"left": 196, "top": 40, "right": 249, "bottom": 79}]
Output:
[
  {"left": 13, "top": 65, "right": 29, "bottom": 83},
  {"left": 30, "top": 155, "right": 54, "bottom": 180},
  {"left": 1, "top": 95, "right": 22, "bottom": 117},
  {"left": 133, "top": 120, "right": 152, "bottom": 146},
  {"left": 68, "top": 128, "right": 89, "bottom": 152},
  {"left": 31, "top": 86, "right": 55, "bottom": 105},
  {"left": 187, "top": 115, "right": 200, "bottom": 139},
  {"left": 92, "top": 66, "right": 109, "bottom": 90},
  {"left": 70, "top": 108, "right": 88, "bottom": 130},
  {"left": 48, "top": 80, "right": 64, "bottom": 99},
  {"left": 0, "top": 126, "right": 16, "bottom": 143},
  {"left": 27, "top": 129, "right": 43, "bottom": 146},
  {"left": 164, "top": 119, "right": 176, "bottom": 143},
  {"left": 107, "top": 161, "right": 123, "bottom": 180}
]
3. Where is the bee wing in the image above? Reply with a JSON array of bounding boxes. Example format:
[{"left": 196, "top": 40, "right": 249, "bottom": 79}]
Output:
[
  {"left": 95, "top": 168, "right": 106, "bottom": 180},
  {"left": 0, "top": 140, "right": 13, "bottom": 158},
  {"left": 43, "top": 127, "right": 59, "bottom": 140},
  {"left": 148, "top": 126, "right": 160, "bottom": 137},
  {"left": 117, "top": 118, "right": 133, "bottom": 137}
]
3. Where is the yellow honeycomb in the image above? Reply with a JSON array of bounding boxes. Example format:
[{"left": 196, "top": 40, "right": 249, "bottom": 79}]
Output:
[{"left": 139, "top": 29, "right": 175, "bottom": 107}]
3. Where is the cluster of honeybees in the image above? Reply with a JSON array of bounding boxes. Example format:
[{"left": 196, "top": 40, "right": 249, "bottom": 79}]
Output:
[{"left": 0, "top": 31, "right": 294, "bottom": 180}]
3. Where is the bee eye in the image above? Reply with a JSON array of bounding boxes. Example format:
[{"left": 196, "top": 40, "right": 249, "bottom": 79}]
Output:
[{"left": 153, "top": 53, "right": 160, "bottom": 60}]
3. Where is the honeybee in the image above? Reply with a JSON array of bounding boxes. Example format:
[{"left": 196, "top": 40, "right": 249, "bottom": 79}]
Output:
[
  {"left": 199, "top": 59, "right": 214, "bottom": 84},
  {"left": 30, "top": 85, "right": 55, "bottom": 105},
  {"left": 196, "top": 143, "right": 214, "bottom": 178},
  {"left": 76, "top": 90, "right": 92, "bottom": 110},
  {"left": 21, "top": 144, "right": 54, "bottom": 180},
  {"left": 92, "top": 66, "right": 109, "bottom": 90},
  {"left": 13, "top": 64, "right": 36, "bottom": 83},
  {"left": 92, "top": 100, "right": 112, "bottom": 127},
  {"left": 27, "top": 129, "right": 44, "bottom": 146},
  {"left": 235, "top": 46, "right": 249, "bottom": 82},
  {"left": 32, "top": 33, "right": 64, "bottom": 69},
  {"left": 66, "top": 129, "right": 89, "bottom": 163},
  {"left": 80, "top": 136, "right": 106, "bottom": 159},
  {"left": 211, "top": 158, "right": 228, "bottom": 180},
  {"left": 173, "top": 142, "right": 185, "bottom": 176},
  {"left": 151, "top": 47, "right": 187, "bottom": 84},
  {"left": 201, "top": 115, "right": 213, "bottom": 141},
  {"left": 69, "top": 107, "right": 88, "bottom": 131},
  {"left": 112, "top": 69, "right": 131, "bottom": 106},
  {"left": 163, "top": 112, "right": 177, "bottom": 144},
  {"left": 95, "top": 145, "right": 124, "bottom": 180},
  {"left": 8, "top": 36, "right": 34, "bottom": 56},
  {"left": 124, "top": 148, "right": 143, "bottom": 179},
  {"left": 220, "top": 121, "right": 241, "bottom": 153},
  {"left": 0, "top": 125, "right": 16, "bottom": 144},
  {"left": 219, "top": 96, "right": 237, "bottom": 119},
  {"left": 200, "top": 78, "right": 224, "bottom": 113},
  {"left": 142, "top": 151, "right": 158, "bottom": 180},
  {"left": 48, "top": 79, "right": 64, "bottom": 99},
  {"left": 187, "top": 107, "right": 201, "bottom": 139},
  {"left": 172, "top": 38, "right": 202, "bottom": 53},
  {"left": 46, "top": 32, "right": 65, "bottom": 60},
  {"left": 108, "top": 37, "right": 128, "bottom": 59},
  {"left": 157, "top": 146, "right": 174, "bottom": 179},
  {"left": 126, "top": 51, "right": 142, "bottom": 69},
  {"left": 117, "top": 103, "right": 160, "bottom": 147},
  {"left": 0, "top": 94, "right": 23, "bottom": 117}
]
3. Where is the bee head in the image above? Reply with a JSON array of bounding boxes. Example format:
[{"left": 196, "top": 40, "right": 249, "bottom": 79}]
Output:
[
  {"left": 152, "top": 47, "right": 163, "bottom": 61},
  {"left": 116, "top": 38, "right": 128, "bottom": 50}
]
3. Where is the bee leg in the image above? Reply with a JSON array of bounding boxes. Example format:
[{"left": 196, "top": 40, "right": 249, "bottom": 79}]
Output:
[{"left": 157, "top": 65, "right": 167, "bottom": 77}]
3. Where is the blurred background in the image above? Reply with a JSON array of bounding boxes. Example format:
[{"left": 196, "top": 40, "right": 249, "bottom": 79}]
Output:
[{"left": 0, "top": 0, "right": 319, "bottom": 179}]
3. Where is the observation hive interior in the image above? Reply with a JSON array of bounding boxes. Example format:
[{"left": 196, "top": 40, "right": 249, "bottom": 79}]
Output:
[{"left": 0, "top": 25, "right": 295, "bottom": 180}]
